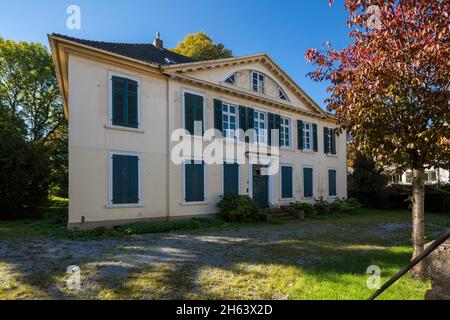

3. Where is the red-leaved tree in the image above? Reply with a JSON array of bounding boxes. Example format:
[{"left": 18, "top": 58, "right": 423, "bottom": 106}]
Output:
[{"left": 306, "top": 0, "right": 450, "bottom": 275}]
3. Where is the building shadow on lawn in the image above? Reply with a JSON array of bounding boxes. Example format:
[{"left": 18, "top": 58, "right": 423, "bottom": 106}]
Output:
[{"left": 0, "top": 222, "right": 429, "bottom": 300}]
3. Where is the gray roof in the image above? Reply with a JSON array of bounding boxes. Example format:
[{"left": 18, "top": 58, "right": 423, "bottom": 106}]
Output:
[{"left": 51, "top": 34, "right": 195, "bottom": 66}]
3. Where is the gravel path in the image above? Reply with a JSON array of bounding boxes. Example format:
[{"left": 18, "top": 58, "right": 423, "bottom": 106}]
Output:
[{"left": 0, "top": 219, "right": 447, "bottom": 299}]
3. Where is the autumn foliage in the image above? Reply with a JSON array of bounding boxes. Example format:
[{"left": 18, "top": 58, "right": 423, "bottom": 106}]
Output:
[
  {"left": 306, "top": 0, "right": 449, "bottom": 275},
  {"left": 306, "top": 0, "right": 449, "bottom": 169}
]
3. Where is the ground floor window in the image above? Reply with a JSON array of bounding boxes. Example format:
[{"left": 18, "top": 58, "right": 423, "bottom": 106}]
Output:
[
  {"left": 184, "top": 160, "right": 205, "bottom": 202},
  {"left": 328, "top": 169, "right": 337, "bottom": 197},
  {"left": 223, "top": 163, "right": 239, "bottom": 195},
  {"left": 303, "top": 167, "right": 314, "bottom": 198},
  {"left": 281, "top": 166, "right": 293, "bottom": 199},
  {"left": 110, "top": 152, "right": 140, "bottom": 205}
]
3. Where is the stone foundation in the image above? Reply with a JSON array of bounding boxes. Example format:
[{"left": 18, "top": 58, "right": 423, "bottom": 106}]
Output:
[{"left": 425, "top": 239, "right": 450, "bottom": 300}]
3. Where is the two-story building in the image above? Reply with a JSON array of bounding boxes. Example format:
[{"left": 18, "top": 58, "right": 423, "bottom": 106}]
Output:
[{"left": 49, "top": 33, "right": 347, "bottom": 230}]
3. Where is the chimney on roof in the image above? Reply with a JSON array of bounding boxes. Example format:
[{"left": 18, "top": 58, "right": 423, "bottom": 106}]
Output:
[{"left": 153, "top": 32, "right": 163, "bottom": 49}]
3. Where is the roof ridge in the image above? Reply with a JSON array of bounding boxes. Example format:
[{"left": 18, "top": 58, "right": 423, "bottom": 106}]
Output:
[
  {"left": 51, "top": 33, "right": 160, "bottom": 47},
  {"left": 50, "top": 33, "right": 196, "bottom": 66}
]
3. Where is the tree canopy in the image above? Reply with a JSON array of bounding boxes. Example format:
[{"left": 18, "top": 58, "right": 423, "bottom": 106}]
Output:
[
  {"left": 306, "top": 0, "right": 449, "bottom": 171},
  {"left": 0, "top": 37, "right": 68, "bottom": 205},
  {"left": 0, "top": 37, "right": 65, "bottom": 143},
  {"left": 171, "top": 32, "right": 233, "bottom": 61},
  {"left": 306, "top": 0, "right": 449, "bottom": 275}
]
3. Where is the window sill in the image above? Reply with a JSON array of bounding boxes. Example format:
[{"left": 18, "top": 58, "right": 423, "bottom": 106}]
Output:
[
  {"left": 280, "top": 197, "right": 296, "bottom": 201},
  {"left": 106, "top": 203, "right": 145, "bottom": 209},
  {"left": 280, "top": 147, "right": 294, "bottom": 152},
  {"left": 300, "top": 149, "right": 316, "bottom": 154},
  {"left": 326, "top": 153, "right": 338, "bottom": 158},
  {"left": 180, "top": 201, "right": 209, "bottom": 206},
  {"left": 105, "top": 124, "right": 145, "bottom": 134}
]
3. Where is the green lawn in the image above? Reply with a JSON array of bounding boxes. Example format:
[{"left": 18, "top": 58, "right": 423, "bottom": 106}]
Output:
[{"left": 0, "top": 203, "right": 449, "bottom": 300}]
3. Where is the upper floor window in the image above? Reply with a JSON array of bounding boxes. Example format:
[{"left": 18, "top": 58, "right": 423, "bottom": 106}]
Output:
[
  {"left": 222, "top": 103, "right": 238, "bottom": 140},
  {"left": 303, "top": 122, "right": 312, "bottom": 151},
  {"left": 225, "top": 74, "right": 235, "bottom": 85},
  {"left": 254, "top": 110, "right": 267, "bottom": 144},
  {"left": 324, "top": 127, "right": 337, "bottom": 155},
  {"left": 252, "top": 72, "right": 265, "bottom": 94},
  {"left": 279, "top": 88, "right": 288, "bottom": 101},
  {"left": 110, "top": 74, "right": 139, "bottom": 128},
  {"left": 280, "top": 117, "right": 291, "bottom": 148},
  {"left": 184, "top": 91, "right": 204, "bottom": 136}
]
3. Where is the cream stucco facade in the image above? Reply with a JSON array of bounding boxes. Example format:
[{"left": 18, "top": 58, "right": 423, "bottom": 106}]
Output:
[{"left": 49, "top": 35, "right": 347, "bottom": 230}]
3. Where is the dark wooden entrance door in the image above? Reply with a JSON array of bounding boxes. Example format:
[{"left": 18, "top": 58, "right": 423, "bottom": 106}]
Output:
[{"left": 252, "top": 166, "right": 269, "bottom": 209}]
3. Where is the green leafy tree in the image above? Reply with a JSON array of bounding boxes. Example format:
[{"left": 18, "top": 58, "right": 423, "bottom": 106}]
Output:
[
  {"left": 172, "top": 32, "right": 233, "bottom": 61},
  {"left": 0, "top": 37, "right": 65, "bottom": 142},
  {"left": 0, "top": 37, "right": 67, "bottom": 203},
  {"left": 0, "top": 108, "right": 50, "bottom": 219},
  {"left": 348, "top": 152, "right": 389, "bottom": 208}
]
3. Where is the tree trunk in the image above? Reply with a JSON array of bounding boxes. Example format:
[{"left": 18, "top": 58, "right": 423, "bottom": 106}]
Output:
[{"left": 411, "top": 167, "right": 425, "bottom": 277}]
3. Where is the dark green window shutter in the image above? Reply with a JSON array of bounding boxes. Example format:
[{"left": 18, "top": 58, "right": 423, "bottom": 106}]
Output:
[
  {"left": 239, "top": 106, "right": 254, "bottom": 143},
  {"left": 239, "top": 106, "right": 247, "bottom": 132},
  {"left": 112, "top": 76, "right": 125, "bottom": 126},
  {"left": 329, "top": 169, "right": 337, "bottom": 196},
  {"left": 298, "top": 120, "right": 304, "bottom": 150},
  {"left": 268, "top": 113, "right": 275, "bottom": 146},
  {"left": 331, "top": 130, "right": 337, "bottom": 155},
  {"left": 185, "top": 161, "right": 205, "bottom": 202},
  {"left": 246, "top": 107, "right": 255, "bottom": 131},
  {"left": 303, "top": 167, "right": 313, "bottom": 198},
  {"left": 275, "top": 114, "right": 281, "bottom": 146},
  {"left": 127, "top": 79, "right": 138, "bottom": 128},
  {"left": 223, "top": 163, "right": 239, "bottom": 195},
  {"left": 214, "top": 99, "right": 223, "bottom": 135},
  {"left": 281, "top": 166, "right": 293, "bottom": 199},
  {"left": 313, "top": 124, "right": 318, "bottom": 152},
  {"left": 184, "top": 93, "right": 203, "bottom": 136},
  {"left": 268, "top": 113, "right": 280, "bottom": 146},
  {"left": 324, "top": 127, "right": 330, "bottom": 154},
  {"left": 112, "top": 76, "right": 139, "bottom": 128},
  {"left": 112, "top": 154, "right": 139, "bottom": 204}
]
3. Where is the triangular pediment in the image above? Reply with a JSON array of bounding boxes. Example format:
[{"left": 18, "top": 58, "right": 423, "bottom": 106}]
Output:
[{"left": 163, "top": 54, "right": 327, "bottom": 116}]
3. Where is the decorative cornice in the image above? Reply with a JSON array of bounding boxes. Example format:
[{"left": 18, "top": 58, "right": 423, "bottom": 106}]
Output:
[
  {"left": 163, "top": 54, "right": 328, "bottom": 117},
  {"left": 165, "top": 72, "right": 335, "bottom": 122}
]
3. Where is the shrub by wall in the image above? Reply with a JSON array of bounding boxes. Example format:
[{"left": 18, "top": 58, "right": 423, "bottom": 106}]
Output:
[{"left": 217, "top": 193, "right": 265, "bottom": 222}]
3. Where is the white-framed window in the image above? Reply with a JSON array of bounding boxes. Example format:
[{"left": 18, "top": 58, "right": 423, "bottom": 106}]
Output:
[
  {"left": 303, "top": 122, "right": 313, "bottom": 151},
  {"left": 225, "top": 74, "right": 235, "bottom": 85},
  {"left": 427, "top": 171, "right": 437, "bottom": 183},
  {"left": 254, "top": 110, "right": 267, "bottom": 144},
  {"left": 108, "top": 71, "right": 140, "bottom": 129},
  {"left": 279, "top": 88, "right": 288, "bottom": 101},
  {"left": 222, "top": 103, "right": 238, "bottom": 140},
  {"left": 108, "top": 151, "right": 142, "bottom": 208},
  {"left": 280, "top": 117, "right": 291, "bottom": 148},
  {"left": 252, "top": 72, "right": 265, "bottom": 94}
]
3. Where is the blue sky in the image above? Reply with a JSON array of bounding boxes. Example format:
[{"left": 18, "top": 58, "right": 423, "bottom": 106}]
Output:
[{"left": 0, "top": 0, "right": 351, "bottom": 109}]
